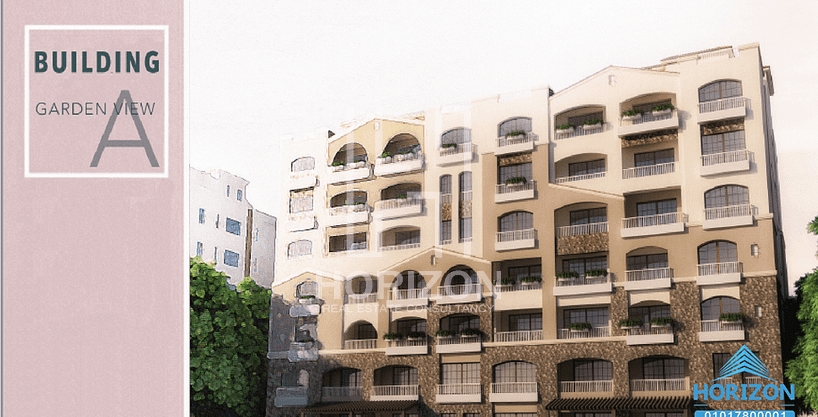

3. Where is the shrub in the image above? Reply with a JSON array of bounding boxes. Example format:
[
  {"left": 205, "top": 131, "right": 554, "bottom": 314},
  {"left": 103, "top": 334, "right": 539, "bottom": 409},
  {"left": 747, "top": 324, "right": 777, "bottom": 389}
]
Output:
[
  {"left": 383, "top": 332, "right": 401, "bottom": 340},
  {"left": 500, "top": 277, "right": 516, "bottom": 286},
  {"left": 568, "top": 322, "right": 592, "bottom": 331},
  {"left": 442, "top": 142, "right": 457, "bottom": 148},
  {"left": 380, "top": 152, "right": 391, "bottom": 158},
  {"left": 460, "top": 328, "right": 480, "bottom": 336},
  {"left": 583, "top": 118, "right": 603, "bottom": 125},
  {"left": 622, "top": 109, "right": 642, "bottom": 117},
  {"left": 435, "top": 330, "right": 452, "bottom": 337},
  {"left": 618, "top": 318, "right": 643, "bottom": 328},
  {"left": 520, "top": 275, "right": 542, "bottom": 283},
  {"left": 299, "top": 295, "right": 315, "bottom": 299},
  {"left": 651, "top": 103, "right": 675, "bottom": 112},
  {"left": 719, "top": 313, "right": 744, "bottom": 322},
  {"left": 507, "top": 130, "right": 527, "bottom": 137},
  {"left": 406, "top": 331, "right": 426, "bottom": 339},
  {"left": 505, "top": 176, "right": 527, "bottom": 185},
  {"left": 650, "top": 317, "right": 674, "bottom": 326},
  {"left": 331, "top": 161, "right": 345, "bottom": 167},
  {"left": 585, "top": 269, "right": 607, "bottom": 277},
  {"left": 556, "top": 271, "right": 579, "bottom": 279},
  {"left": 556, "top": 123, "right": 576, "bottom": 130}
]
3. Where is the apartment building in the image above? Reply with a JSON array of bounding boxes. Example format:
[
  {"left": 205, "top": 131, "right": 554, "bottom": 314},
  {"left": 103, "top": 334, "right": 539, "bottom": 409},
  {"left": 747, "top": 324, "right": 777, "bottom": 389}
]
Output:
[
  {"left": 190, "top": 167, "right": 276, "bottom": 287},
  {"left": 267, "top": 43, "right": 787, "bottom": 417}
]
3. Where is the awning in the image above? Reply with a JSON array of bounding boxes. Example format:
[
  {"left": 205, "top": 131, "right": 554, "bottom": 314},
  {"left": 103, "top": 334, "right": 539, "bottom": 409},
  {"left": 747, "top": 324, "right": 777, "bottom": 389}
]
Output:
[
  {"left": 544, "top": 396, "right": 693, "bottom": 410},
  {"left": 303, "top": 400, "right": 418, "bottom": 414}
]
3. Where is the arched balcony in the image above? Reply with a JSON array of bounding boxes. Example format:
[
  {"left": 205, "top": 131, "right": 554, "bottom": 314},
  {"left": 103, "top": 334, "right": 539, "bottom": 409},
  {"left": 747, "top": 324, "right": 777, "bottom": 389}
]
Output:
[
  {"left": 386, "top": 270, "right": 428, "bottom": 309},
  {"left": 697, "top": 79, "right": 747, "bottom": 124},
  {"left": 621, "top": 301, "right": 675, "bottom": 345},
  {"left": 438, "top": 127, "right": 475, "bottom": 166},
  {"left": 373, "top": 183, "right": 423, "bottom": 220},
  {"left": 554, "top": 153, "right": 607, "bottom": 184},
  {"left": 374, "top": 134, "right": 423, "bottom": 176},
  {"left": 384, "top": 317, "right": 429, "bottom": 356},
  {"left": 435, "top": 265, "right": 482, "bottom": 304},
  {"left": 436, "top": 313, "right": 482, "bottom": 354},
  {"left": 495, "top": 117, "right": 536, "bottom": 155},
  {"left": 702, "top": 185, "right": 755, "bottom": 229},
  {"left": 327, "top": 190, "right": 370, "bottom": 227},
  {"left": 699, "top": 296, "right": 744, "bottom": 342},
  {"left": 372, "top": 366, "right": 419, "bottom": 401},
  {"left": 343, "top": 320, "right": 377, "bottom": 350},
  {"left": 288, "top": 156, "right": 317, "bottom": 190},
  {"left": 623, "top": 247, "right": 672, "bottom": 291},
  {"left": 696, "top": 240, "right": 742, "bottom": 285},
  {"left": 321, "top": 368, "right": 363, "bottom": 402},
  {"left": 554, "top": 105, "right": 605, "bottom": 140},
  {"left": 628, "top": 356, "right": 689, "bottom": 396},
  {"left": 496, "top": 211, "right": 537, "bottom": 251},
  {"left": 490, "top": 361, "right": 538, "bottom": 403},
  {"left": 557, "top": 359, "right": 613, "bottom": 398},
  {"left": 617, "top": 93, "right": 680, "bottom": 138},
  {"left": 328, "top": 142, "right": 371, "bottom": 183},
  {"left": 379, "top": 226, "right": 420, "bottom": 252}
]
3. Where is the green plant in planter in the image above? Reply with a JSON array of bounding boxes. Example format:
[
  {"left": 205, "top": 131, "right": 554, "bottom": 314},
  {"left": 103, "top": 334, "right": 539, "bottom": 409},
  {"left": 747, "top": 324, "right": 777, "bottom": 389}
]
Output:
[
  {"left": 556, "top": 271, "right": 579, "bottom": 279},
  {"left": 583, "top": 119, "right": 603, "bottom": 126},
  {"left": 568, "top": 322, "right": 592, "bottom": 331},
  {"left": 505, "top": 177, "right": 527, "bottom": 185},
  {"left": 507, "top": 130, "right": 527, "bottom": 137},
  {"left": 354, "top": 201, "right": 366, "bottom": 206},
  {"left": 585, "top": 269, "right": 607, "bottom": 277},
  {"left": 396, "top": 194, "right": 408, "bottom": 199},
  {"left": 500, "top": 277, "right": 516, "bottom": 286},
  {"left": 331, "top": 161, "right": 345, "bottom": 167},
  {"left": 299, "top": 294, "right": 315, "bottom": 299},
  {"left": 556, "top": 123, "right": 576, "bottom": 130},
  {"left": 380, "top": 152, "right": 391, "bottom": 158},
  {"left": 622, "top": 109, "right": 643, "bottom": 117},
  {"left": 617, "top": 318, "right": 643, "bottom": 328},
  {"left": 435, "top": 330, "right": 452, "bottom": 337},
  {"left": 383, "top": 332, "right": 401, "bottom": 340},
  {"left": 719, "top": 313, "right": 744, "bottom": 322},
  {"left": 442, "top": 142, "right": 457, "bottom": 149},
  {"left": 520, "top": 275, "right": 542, "bottom": 283},
  {"left": 406, "top": 331, "right": 426, "bottom": 339},
  {"left": 651, "top": 103, "right": 675, "bottom": 112},
  {"left": 459, "top": 328, "right": 480, "bottom": 336},
  {"left": 649, "top": 317, "right": 674, "bottom": 326}
]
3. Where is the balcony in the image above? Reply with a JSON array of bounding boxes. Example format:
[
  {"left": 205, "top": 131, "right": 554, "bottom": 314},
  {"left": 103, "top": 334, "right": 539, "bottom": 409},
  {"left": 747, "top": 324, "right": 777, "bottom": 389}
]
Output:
[
  {"left": 490, "top": 382, "right": 538, "bottom": 403},
  {"left": 287, "top": 342, "right": 319, "bottom": 362},
  {"left": 700, "top": 150, "right": 751, "bottom": 176},
  {"left": 386, "top": 288, "right": 429, "bottom": 309},
  {"left": 322, "top": 386, "right": 363, "bottom": 402},
  {"left": 343, "top": 339, "right": 377, "bottom": 350},
  {"left": 496, "top": 133, "right": 535, "bottom": 156},
  {"left": 698, "top": 97, "right": 747, "bottom": 124},
  {"left": 622, "top": 162, "right": 675, "bottom": 179},
  {"left": 557, "top": 326, "right": 611, "bottom": 340},
  {"left": 621, "top": 212, "right": 687, "bottom": 238},
  {"left": 386, "top": 338, "right": 429, "bottom": 356},
  {"left": 494, "top": 282, "right": 543, "bottom": 311},
  {"left": 624, "top": 324, "right": 674, "bottom": 345},
  {"left": 288, "top": 171, "right": 317, "bottom": 190},
  {"left": 327, "top": 242, "right": 368, "bottom": 257},
  {"left": 623, "top": 268, "right": 673, "bottom": 291},
  {"left": 435, "top": 283, "right": 482, "bottom": 305},
  {"left": 556, "top": 222, "right": 609, "bottom": 256},
  {"left": 553, "top": 274, "right": 612, "bottom": 297},
  {"left": 559, "top": 380, "right": 613, "bottom": 398},
  {"left": 631, "top": 377, "right": 690, "bottom": 396},
  {"left": 287, "top": 213, "right": 316, "bottom": 232},
  {"left": 555, "top": 123, "right": 604, "bottom": 140},
  {"left": 697, "top": 262, "right": 742, "bottom": 286},
  {"left": 495, "top": 181, "right": 536, "bottom": 203},
  {"left": 438, "top": 143, "right": 476, "bottom": 166},
  {"left": 373, "top": 198, "right": 423, "bottom": 220},
  {"left": 436, "top": 383, "right": 481, "bottom": 403},
  {"left": 555, "top": 171, "right": 606, "bottom": 184},
  {"left": 326, "top": 204, "right": 370, "bottom": 227},
  {"left": 699, "top": 319, "right": 745, "bottom": 342},
  {"left": 374, "top": 152, "right": 424, "bottom": 176},
  {"left": 274, "top": 387, "right": 309, "bottom": 407},
  {"left": 435, "top": 334, "right": 482, "bottom": 354},
  {"left": 345, "top": 293, "right": 378, "bottom": 305},
  {"left": 371, "top": 385, "right": 419, "bottom": 401},
  {"left": 327, "top": 162, "right": 370, "bottom": 184},
  {"left": 494, "top": 330, "right": 543, "bottom": 343},
  {"left": 703, "top": 204, "right": 755, "bottom": 230},
  {"left": 495, "top": 228, "right": 537, "bottom": 251},
  {"left": 617, "top": 109, "right": 679, "bottom": 137}
]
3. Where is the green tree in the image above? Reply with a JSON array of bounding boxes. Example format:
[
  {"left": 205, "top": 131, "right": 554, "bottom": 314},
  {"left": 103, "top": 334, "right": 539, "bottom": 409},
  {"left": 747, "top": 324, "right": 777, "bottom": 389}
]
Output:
[
  {"left": 786, "top": 215, "right": 818, "bottom": 410},
  {"left": 190, "top": 258, "right": 271, "bottom": 417}
]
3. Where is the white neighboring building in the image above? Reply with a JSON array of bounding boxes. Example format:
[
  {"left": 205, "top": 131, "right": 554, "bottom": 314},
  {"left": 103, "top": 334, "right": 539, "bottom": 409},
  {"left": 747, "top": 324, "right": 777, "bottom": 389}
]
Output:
[{"left": 190, "top": 167, "right": 276, "bottom": 287}]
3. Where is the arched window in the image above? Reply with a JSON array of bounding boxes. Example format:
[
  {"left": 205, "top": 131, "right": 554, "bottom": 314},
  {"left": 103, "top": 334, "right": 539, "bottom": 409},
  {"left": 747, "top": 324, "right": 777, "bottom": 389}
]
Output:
[
  {"left": 350, "top": 322, "right": 377, "bottom": 340},
  {"left": 494, "top": 361, "right": 536, "bottom": 383},
  {"left": 287, "top": 240, "right": 312, "bottom": 258},
  {"left": 291, "top": 156, "right": 315, "bottom": 172},
  {"left": 332, "top": 143, "right": 368, "bottom": 165},
  {"left": 704, "top": 185, "right": 749, "bottom": 208},
  {"left": 440, "top": 175, "right": 452, "bottom": 195},
  {"left": 698, "top": 241, "right": 738, "bottom": 265},
  {"left": 499, "top": 211, "right": 533, "bottom": 232},
  {"left": 443, "top": 265, "right": 479, "bottom": 287},
  {"left": 699, "top": 80, "right": 742, "bottom": 102},
  {"left": 701, "top": 296, "right": 740, "bottom": 320},
  {"left": 498, "top": 117, "right": 532, "bottom": 137},
  {"left": 442, "top": 128, "right": 471, "bottom": 145}
]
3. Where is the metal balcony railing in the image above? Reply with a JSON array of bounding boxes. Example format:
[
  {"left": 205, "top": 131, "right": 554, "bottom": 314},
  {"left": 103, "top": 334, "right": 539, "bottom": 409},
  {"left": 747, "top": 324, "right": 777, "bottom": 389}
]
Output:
[
  {"left": 343, "top": 339, "right": 377, "bottom": 350},
  {"left": 622, "top": 212, "right": 686, "bottom": 229},
  {"left": 375, "top": 198, "right": 423, "bottom": 211},
  {"left": 496, "top": 228, "right": 537, "bottom": 243},
  {"left": 495, "top": 281, "right": 542, "bottom": 292},
  {"left": 622, "top": 162, "right": 675, "bottom": 179},
  {"left": 372, "top": 385, "right": 418, "bottom": 397},
  {"left": 437, "top": 283, "right": 481, "bottom": 297},
  {"left": 436, "top": 334, "right": 480, "bottom": 346},
  {"left": 440, "top": 142, "right": 474, "bottom": 157},
  {"left": 701, "top": 149, "right": 750, "bottom": 166},
  {"left": 556, "top": 222, "right": 608, "bottom": 237},
  {"left": 555, "top": 171, "right": 606, "bottom": 184},
  {"left": 491, "top": 382, "right": 537, "bottom": 394},
  {"left": 619, "top": 109, "right": 676, "bottom": 127},
  {"left": 496, "top": 181, "right": 535, "bottom": 195},
  {"left": 700, "top": 319, "right": 744, "bottom": 332},
  {"left": 704, "top": 204, "right": 754, "bottom": 220},
  {"left": 557, "top": 326, "right": 610, "bottom": 340},
  {"left": 699, "top": 96, "right": 745, "bottom": 114},
  {"left": 386, "top": 338, "right": 427, "bottom": 348},
  {"left": 437, "top": 383, "right": 481, "bottom": 396},
  {"left": 345, "top": 293, "right": 378, "bottom": 304},
  {"left": 625, "top": 267, "right": 673, "bottom": 282},
  {"left": 494, "top": 330, "right": 543, "bottom": 343},
  {"left": 623, "top": 323, "right": 673, "bottom": 336},
  {"left": 697, "top": 262, "right": 742, "bottom": 276},
  {"left": 560, "top": 380, "right": 612, "bottom": 393},
  {"left": 497, "top": 133, "right": 534, "bottom": 148},
  {"left": 631, "top": 377, "right": 689, "bottom": 391},
  {"left": 388, "top": 287, "right": 429, "bottom": 301},
  {"left": 554, "top": 274, "right": 609, "bottom": 287}
]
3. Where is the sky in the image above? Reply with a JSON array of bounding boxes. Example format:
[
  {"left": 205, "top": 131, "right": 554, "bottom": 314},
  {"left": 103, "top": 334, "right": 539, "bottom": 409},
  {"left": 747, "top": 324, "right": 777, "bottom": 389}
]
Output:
[{"left": 189, "top": 0, "right": 818, "bottom": 295}]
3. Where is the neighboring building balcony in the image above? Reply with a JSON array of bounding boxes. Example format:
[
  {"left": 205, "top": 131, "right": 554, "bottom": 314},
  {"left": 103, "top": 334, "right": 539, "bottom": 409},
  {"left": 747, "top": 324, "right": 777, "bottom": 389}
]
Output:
[
  {"left": 555, "top": 123, "right": 604, "bottom": 140},
  {"left": 435, "top": 334, "right": 482, "bottom": 354},
  {"left": 622, "top": 162, "right": 675, "bottom": 180},
  {"left": 327, "top": 162, "right": 371, "bottom": 184},
  {"left": 288, "top": 171, "right": 317, "bottom": 190},
  {"left": 617, "top": 109, "right": 679, "bottom": 137},
  {"left": 495, "top": 180, "right": 536, "bottom": 203},
  {"left": 373, "top": 197, "right": 423, "bottom": 220},
  {"left": 700, "top": 149, "right": 751, "bottom": 176},
  {"left": 274, "top": 386, "right": 309, "bottom": 407},
  {"left": 697, "top": 262, "right": 742, "bottom": 286},
  {"left": 553, "top": 273, "right": 612, "bottom": 297},
  {"left": 435, "top": 283, "right": 482, "bottom": 305},
  {"left": 630, "top": 377, "right": 690, "bottom": 396},
  {"left": 557, "top": 326, "right": 611, "bottom": 340},
  {"left": 386, "top": 337, "right": 429, "bottom": 356},
  {"left": 371, "top": 385, "right": 419, "bottom": 401},
  {"left": 555, "top": 171, "right": 606, "bottom": 184},
  {"left": 624, "top": 324, "right": 675, "bottom": 346},
  {"left": 326, "top": 204, "right": 371, "bottom": 227},
  {"left": 495, "top": 133, "right": 536, "bottom": 155},
  {"left": 438, "top": 143, "right": 476, "bottom": 166},
  {"left": 343, "top": 339, "right": 377, "bottom": 350},
  {"left": 495, "top": 228, "right": 537, "bottom": 251},
  {"left": 703, "top": 204, "right": 755, "bottom": 230},
  {"left": 494, "top": 282, "right": 543, "bottom": 311},
  {"left": 436, "top": 383, "right": 481, "bottom": 403},
  {"left": 374, "top": 152, "right": 424, "bottom": 176},
  {"left": 490, "top": 382, "right": 538, "bottom": 403},
  {"left": 287, "top": 213, "right": 316, "bottom": 232},
  {"left": 386, "top": 288, "right": 429, "bottom": 309},
  {"left": 559, "top": 380, "right": 613, "bottom": 398},
  {"left": 322, "top": 386, "right": 363, "bottom": 402},
  {"left": 621, "top": 212, "right": 687, "bottom": 238},
  {"left": 623, "top": 268, "right": 673, "bottom": 291},
  {"left": 699, "top": 319, "right": 745, "bottom": 342},
  {"left": 698, "top": 96, "right": 747, "bottom": 124},
  {"left": 494, "top": 330, "right": 543, "bottom": 344}
]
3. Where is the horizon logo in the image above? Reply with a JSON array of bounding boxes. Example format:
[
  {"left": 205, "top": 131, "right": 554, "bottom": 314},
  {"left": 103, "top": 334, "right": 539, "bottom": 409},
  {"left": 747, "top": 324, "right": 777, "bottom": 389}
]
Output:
[{"left": 694, "top": 345, "right": 794, "bottom": 401}]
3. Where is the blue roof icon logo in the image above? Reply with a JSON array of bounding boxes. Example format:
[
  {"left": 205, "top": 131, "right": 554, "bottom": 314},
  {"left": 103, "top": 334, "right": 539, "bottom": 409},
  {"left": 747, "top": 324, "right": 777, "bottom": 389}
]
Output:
[{"left": 713, "top": 345, "right": 776, "bottom": 382}]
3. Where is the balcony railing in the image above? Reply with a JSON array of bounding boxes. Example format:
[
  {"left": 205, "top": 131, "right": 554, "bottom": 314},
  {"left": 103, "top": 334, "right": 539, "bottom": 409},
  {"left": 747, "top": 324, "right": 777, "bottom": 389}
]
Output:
[
  {"left": 344, "top": 339, "right": 377, "bottom": 350},
  {"left": 388, "top": 288, "right": 429, "bottom": 301},
  {"left": 558, "top": 326, "right": 610, "bottom": 340},
  {"left": 555, "top": 171, "right": 606, "bottom": 184},
  {"left": 556, "top": 222, "right": 608, "bottom": 237},
  {"left": 441, "top": 193, "right": 452, "bottom": 205},
  {"left": 701, "top": 319, "right": 744, "bottom": 333},
  {"left": 622, "top": 162, "right": 675, "bottom": 179},
  {"left": 437, "top": 383, "right": 481, "bottom": 396},
  {"left": 494, "top": 330, "right": 543, "bottom": 343},
  {"left": 497, "top": 133, "right": 534, "bottom": 148},
  {"left": 555, "top": 274, "right": 610, "bottom": 287},
  {"left": 491, "top": 382, "right": 537, "bottom": 394},
  {"left": 460, "top": 191, "right": 473, "bottom": 202},
  {"left": 496, "top": 181, "right": 535, "bottom": 195},
  {"left": 497, "top": 228, "right": 537, "bottom": 243},
  {"left": 328, "top": 241, "right": 368, "bottom": 256},
  {"left": 374, "top": 197, "right": 423, "bottom": 211},
  {"left": 380, "top": 242, "right": 421, "bottom": 252},
  {"left": 626, "top": 267, "right": 673, "bottom": 282},
  {"left": 697, "top": 262, "right": 742, "bottom": 276},
  {"left": 437, "top": 283, "right": 481, "bottom": 297},
  {"left": 555, "top": 124, "right": 604, "bottom": 139},
  {"left": 387, "top": 338, "right": 427, "bottom": 348},
  {"left": 620, "top": 109, "right": 675, "bottom": 127},
  {"left": 328, "top": 204, "right": 369, "bottom": 215},
  {"left": 372, "top": 385, "right": 418, "bottom": 397},
  {"left": 322, "top": 386, "right": 362, "bottom": 400},
  {"left": 276, "top": 386, "right": 307, "bottom": 398},
  {"left": 631, "top": 377, "right": 689, "bottom": 392},
  {"left": 622, "top": 212, "right": 686, "bottom": 229},
  {"left": 623, "top": 323, "right": 673, "bottom": 336},
  {"left": 704, "top": 204, "right": 754, "bottom": 220},
  {"left": 699, "top": 96, "right": 745, "bottom": 114},
  {"left": 744, "top": 376, "right": 763, "bottom": 385},
  {"left": 495, "top": 281, "right": 542, "bottom": 292},
  {"left": 376, "top": 152, "right": 422, "bottom": 165},
  {"left": 440, "top": 142, "right": 474, "bottom": 157},
  {"left": 329, "top": 161, "right": 368, "bottom": 172},
  {"left": 701, "top": 149, "right": 750, "bottom": 166},
  {"left": 345, "top": 292, "right": 378, "bottom": 304},
  {"left": 436, "top": 334, "right": 480, "bottom": 346},
  {"left": 560, "top": 380, "right": 613, "bottom": 393}
]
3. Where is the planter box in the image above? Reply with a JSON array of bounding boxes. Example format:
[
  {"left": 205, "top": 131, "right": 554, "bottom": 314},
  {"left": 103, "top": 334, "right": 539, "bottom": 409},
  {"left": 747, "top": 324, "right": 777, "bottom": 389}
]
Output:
[
  {"left": 557, "top": 127, "right": 575, "bottom": 134},
  {"left": 583, "top": 122, "right": 602, "bottom": 130},
  {"left": 652, "top": 109, "right": 672, "bottom": 117},
  {"left": 622, "top": 114, "right": 642, "bottom": 122}
]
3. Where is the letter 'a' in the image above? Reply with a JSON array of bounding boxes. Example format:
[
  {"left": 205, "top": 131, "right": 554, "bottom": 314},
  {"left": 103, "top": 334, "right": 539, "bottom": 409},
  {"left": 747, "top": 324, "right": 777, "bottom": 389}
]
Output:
[{"left": 90, "top": 90, "right": 159, "bottom": 167}]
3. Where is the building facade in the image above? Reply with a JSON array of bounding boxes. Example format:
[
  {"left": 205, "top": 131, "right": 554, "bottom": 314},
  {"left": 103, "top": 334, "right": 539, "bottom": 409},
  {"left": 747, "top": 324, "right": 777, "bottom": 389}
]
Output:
[
  {"left": 267, "top": 44, "right": 787, "bottom": 417},
  {"left": 190, "top": 167, "right": 276, "bottom": 287}
]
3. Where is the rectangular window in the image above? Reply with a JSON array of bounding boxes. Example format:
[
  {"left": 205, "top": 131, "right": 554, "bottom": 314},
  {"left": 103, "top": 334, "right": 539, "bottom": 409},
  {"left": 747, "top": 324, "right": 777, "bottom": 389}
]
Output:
[
  {"left": 499, "top": 162, "right": 532, "bottom": 183},
  {"left": 237, "top": 189, "right": 243, "bottom": 201},
  {"left": 508, "top": 265, "right": 542, "bottom": 280},
  {"left": 226, "top": 185, "right": 230, "bottom": 197},
  {"left": 713, "top": 353, "right": 730, "bottom": 378},
  {"left": 568, "top": 111, "right": 603, "bottom": 127},
  {"left": 563, "top": 307, "right": 609, "bottom": 329},
  {"left": 225, "top": 218, "right": 241, "bottom": 235},
  {"left": 626, "top": 253, "right": 668, "bottom": 270},
  {"left": 196, "top": 242, "right": 203, "bottom": 257},
  {"left": 215, "top": 214, "right": 220, "bottom": 229},
  {"left": 392, "top": 367, "right": 418, "bottom": 385},
  {"left": 396, "top": 319, "right": 427, "bottom": 335},
  {"left": 198, "top": 208, "right": 206, "bottom": 224},
  {"left": 569, "top": 208, "right": 607, "bottom": 225},
  {"left": 568, "top": 159, "right": 605, "bottom": 176},
  {"left": 213, "top": 247, "right": 218, "bottom": 263},
  {"left": 329, "top": 233, "right": 367, "bottom": 253},
  {"left": 629, "top": 305, "right": 670, "bottom": 325},
  {"left": 634, "top": 149, "right": 674, "bottom": 167},
  {"left": 394, "top": 230, "right": 420, "bottom": 245},
  {"left": 702, "top": 130, "right": 746, "bottom": 155},
  {"left": 573, "top": 360, "right": 612, "bottom": 381},
  {"left": 459, "top": 217, "right": 473, "bottom": 242},
  {"left": 562, "top": 256, "right": 608, "bottom": 276},
  {"left": 440, "top": 220, "right": 452, "bottom": 244},
  {"left": 643, "top": 358, "right": 684, "bottom": 379},
  {"left": 636, "top": 199, "right": 677, "bottom": 217},
  {"left": 224, "top": 250, "right": 239, "bottom": 267},
  {"left": 441, "top": 363, "right": 479, "bottom": 384},
  {"left": 510, "top": 313, "right": 543, "bottom": 331}
]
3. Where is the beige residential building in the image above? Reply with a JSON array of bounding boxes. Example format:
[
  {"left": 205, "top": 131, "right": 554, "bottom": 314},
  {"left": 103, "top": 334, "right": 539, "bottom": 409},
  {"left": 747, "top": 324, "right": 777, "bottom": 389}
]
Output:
[{"left": 267, "top": 43, "right": 787, "bottom": 417}]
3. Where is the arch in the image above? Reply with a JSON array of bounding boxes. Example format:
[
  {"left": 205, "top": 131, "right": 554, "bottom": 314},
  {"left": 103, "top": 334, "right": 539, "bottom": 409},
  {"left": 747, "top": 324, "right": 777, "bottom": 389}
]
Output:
[
  {"left": 498, "top": 117, "right": 532, "bottom": 137},
  {"left": 441, "top": 127, "right": 472, "bottom": 146},
  {"left": 380, "top": 182, "right": 421, "bottom": 200},
  {"left": 493, "top": 361, "right": 537, "bottom": 383},
  {"left": 498, "top": 211, "right": 533, "bottom": 232},
  {"left": 343, "top": 320, "right": 378, "bottom": 339},
  {"left": 626, "top": 246, "right": 668, "bottom": 257},
  {"left": 290, "top": 156, "right": 315, "bottom": 172},
  {"left": 287, "top": 240, "right": 312, "bottom": 259},
  {"left": 619, "top": 92, "right": 676, "bottom": 111},
  {"left": 554, "top": 152, "right": 608, "bottom": 167},
  {"left": 382, "top": 133, "right": 420, "bottom": 157},
  {"left": 329, "top": 190, "right": 367, "bottom": 207},
  {"left": 442, "top": 264, "right": 479, "bottom": 287},
  {"left": 701, "top": 296, "right": 740, "bottom": 320},
  {"left": 391, "top": 269, "right": 427, "bottom": 290},
  {"left": 554, "top": 105, "right": 606, "bottom": 128},
  {"left": 332, "top": 142, "right": 368, "bottom": 166},
  {"left": 697, "top": 240, "right": 738, "bottom": 264},
  {"left": 704, "top": 185, "right": 749, "bottom": 209},
  {"left": 626, "top": 247, "right": 669, "bottom": 273},
  {"left": 699, "top": 79, "right": 742, "bottom": 102}
]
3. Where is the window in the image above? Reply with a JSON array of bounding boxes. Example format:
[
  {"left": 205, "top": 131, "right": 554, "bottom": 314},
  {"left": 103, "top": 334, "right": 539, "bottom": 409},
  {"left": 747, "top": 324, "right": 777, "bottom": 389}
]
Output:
[
  {"left": 213, "top": 247, "right": 218, "bottom": 263},
  {"left": 198, "top": 208, "right": 205, "bottom": 224},
  {"left": 224, "top": 250, "right": 239, "bottom": 267},
  {"left": 698, "top": 241, "right": 738, "bottom": 265},
  {"left": 323, "top": 368, "right": 362, "bottom": 388},
  {"left": 459, "top": 172, "right": 472, "bottom": 242},
  {"left": 628, "top": 305, "right": 670, "bottom": 325},
  {"left": 713, "top": 353, "right": 730, "bottom": 378},
  {"left": 568, "top": 111, "right": 603, "bottom": 127},
  {"left": 289, "top": 189, "right": 314, "bottom": 213},
  {"left": 441, "top": 128, "right": 471, "bottom": 145},
  {"left": 494, "top": 361, "right": 536, "bottom": 383},
  {"left": 569, "top": 159, "right": 605, "bottom": 176},
  {"left": 226, "top": 218, "right": 241, "bottom": 235},
  {"left": 702, "top": 130, "right": 746, "bottom": 155},
  {"left": 441, "top": 362, "right": 479, "bottom": 384},
  {"left": 636, "top": 199, "right": 677, "bottom": 217},
  {"left": 563, "top": 308, "right": 609, "bottom": 329},
  {"left": 215, "top": 214, "right": 220, "bottom": 228},
  {"left": 226, "top": 185, "right": 230, "bottom": 197},
  {"left": 459, "top": 218, "right": 473, "bottom": 241},
  {"left": 562, "top": 256, "right": 607, "bottom": 276},
  {"left": 499, "top": 161, "right": 532, "bottom": 183},
  {"left": 508, "top": 265, "right": 542, "bottom": 280},
  {"left": 396, "top": 319, "right": 427, "bottom": 335},
  {"left": 441, "top": 315, "right": 480, "bottom": 333},
  {"left": 701, "top": 297, "right": 740, "bottom": 321},
  {"left": 569, "top": 208, "right": 607, "bottom": 225},
  {"left": 291, "top": 156, "right": 316, "bottom": 172},
  {"left": 632, "top": 99, "right": 671, "bottom": 115},
  {"left": 287, "top": 240, "right": 312, "bottom": 259},
  {"left": 389, "top": 366, "right": 418, "bottom": 386},
  {"left": 440, "top": 175, "right": 452, "bottom": 195},
  {"left": 643, "top": 357, "right": 685, "bottom": 379},
  {"left": 699, "top": 80, "right": 742, "bottom": 102},
  {"left": 509, "top": 313, "right": 542, "bottom": 331},
  {"left": 498, "top": 117, "right": 532, "bottom": 137},
  {"left": 354, "top": 323, "right": 377, "bottom": 340},
  {"left": 704, "top": 185, "right": 749, "bottom": 209},
  {"left": 196, "top": 242, "right": 203, "bottom": 257},
  {"left": 635, "top": 149, "right": 674, "bottom": 167},
  {"left": 573, "top": 360, "right": 612, "bottom": 381},
  {"left": 441, "top": 220, "right": 452, "bottom": 244},
  {"left": 329, "top": 233, "right": 367, "bottom": 253},
  {"left": 499, "top": 211, "right": 533, "bottom": 232},
  {"left": 394, "top": 230, "right": 420, "bottom": 246},
  {"left": 237, "top": 189, "right": 243, "bottom": 201},
  {"left": 627, "top": 253, "right": 668, "bottom": 270}
]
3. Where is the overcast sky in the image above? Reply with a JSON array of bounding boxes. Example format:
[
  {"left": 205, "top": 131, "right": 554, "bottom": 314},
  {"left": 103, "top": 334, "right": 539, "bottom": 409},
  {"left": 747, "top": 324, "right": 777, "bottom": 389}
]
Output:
[{"left": 189, "top": 1, "right": 818, "bottom": 295}]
